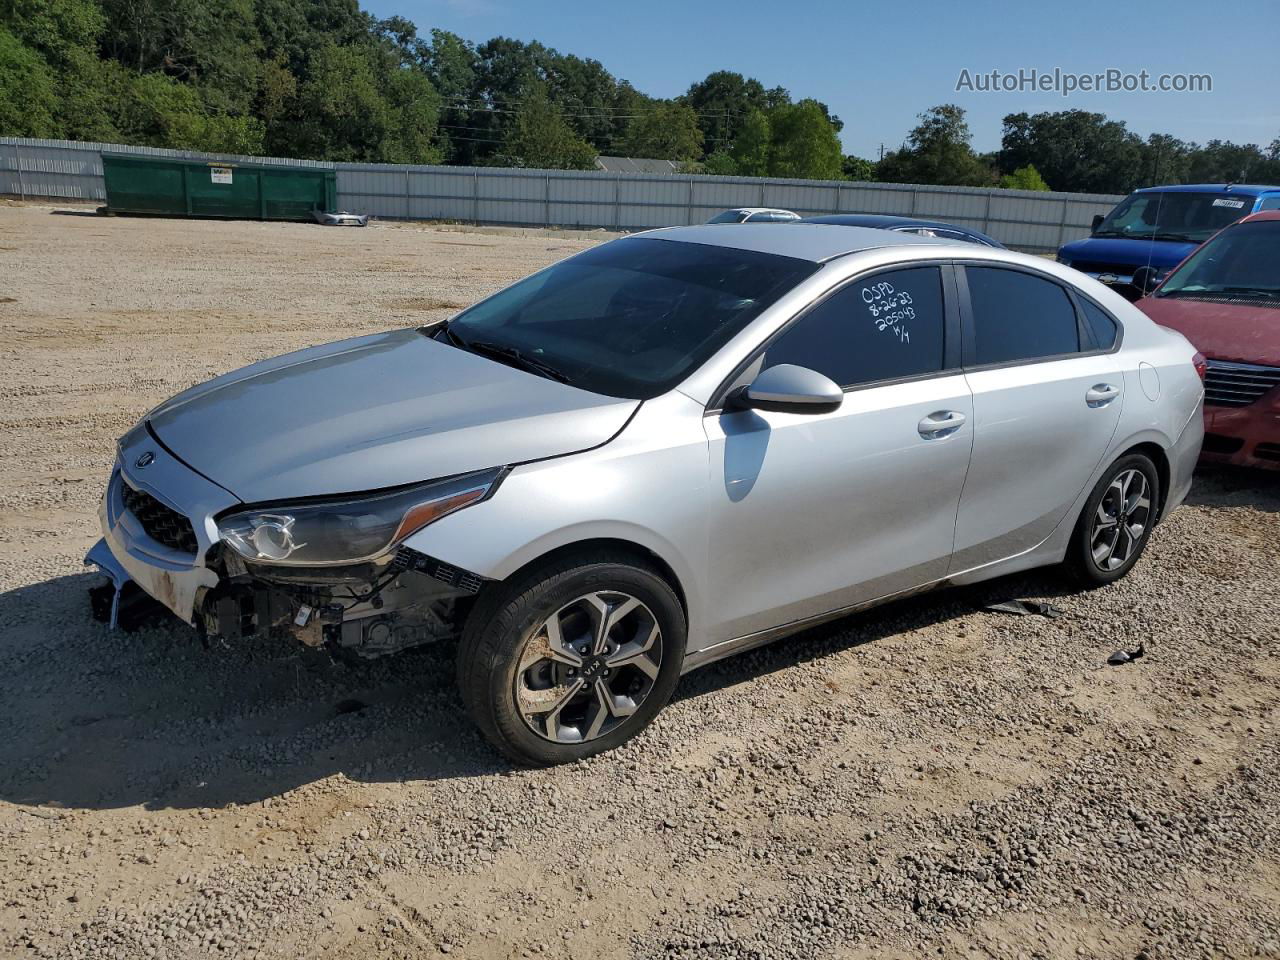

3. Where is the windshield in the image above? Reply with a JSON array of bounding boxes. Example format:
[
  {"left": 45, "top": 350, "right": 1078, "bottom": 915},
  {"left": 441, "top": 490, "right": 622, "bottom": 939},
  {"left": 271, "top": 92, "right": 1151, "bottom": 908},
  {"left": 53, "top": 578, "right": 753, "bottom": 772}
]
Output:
[
  {"left": 1093, "top": 191, "right": 1253, "bottom": 244},
  {"left": 1156, "top": 220, "right": 1280, "bottom": 301},
  {"left": 444, "top": 237, "right": 819, "bottom": 399},
  {"left": 707, "top": 210, "right": 748, "bottom": 223}
]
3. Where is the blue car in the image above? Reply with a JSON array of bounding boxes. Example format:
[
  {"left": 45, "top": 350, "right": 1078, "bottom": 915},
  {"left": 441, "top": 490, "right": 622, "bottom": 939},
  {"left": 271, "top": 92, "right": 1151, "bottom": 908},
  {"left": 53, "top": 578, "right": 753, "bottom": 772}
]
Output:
[
  {"left": 800, "top": 214, "right": 1005, "bottom": 248},
  {"left": 1058, "top": 183, "right": 1280, "bottom": 299}
]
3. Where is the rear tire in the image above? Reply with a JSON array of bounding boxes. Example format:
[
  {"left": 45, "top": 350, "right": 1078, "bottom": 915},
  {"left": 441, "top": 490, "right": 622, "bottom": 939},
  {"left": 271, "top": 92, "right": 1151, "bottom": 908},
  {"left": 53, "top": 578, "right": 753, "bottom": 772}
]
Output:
[
  {"left": 457, "top": 550, "right": 685, "bottom": 767},
  {"left": 1066, "top": 453, "right": 1160, "bottom": 586}
]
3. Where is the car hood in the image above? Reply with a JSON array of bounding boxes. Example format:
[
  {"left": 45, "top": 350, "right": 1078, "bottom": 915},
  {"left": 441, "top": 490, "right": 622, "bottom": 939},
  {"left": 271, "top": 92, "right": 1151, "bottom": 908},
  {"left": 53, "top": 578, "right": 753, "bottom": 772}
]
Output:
[
  {"left": 147, "top": 328, "right": 638, "bottom": 503},
  {"left": 1058, "top": 236, "right": 1199, "bottom": 271},
  {"left": 1136, "top": 296, "right": 1280, "bottom": 367}
]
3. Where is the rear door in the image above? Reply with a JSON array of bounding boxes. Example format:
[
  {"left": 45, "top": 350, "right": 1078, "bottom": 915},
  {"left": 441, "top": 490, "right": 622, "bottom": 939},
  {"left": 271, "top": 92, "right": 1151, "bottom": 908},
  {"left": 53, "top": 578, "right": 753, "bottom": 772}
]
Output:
[
  {"left": 950, "top": 264, "right": 1124, "bottom": 573},
  {"left": 703, "top": 264, "right": 974, "bottom": 644}
]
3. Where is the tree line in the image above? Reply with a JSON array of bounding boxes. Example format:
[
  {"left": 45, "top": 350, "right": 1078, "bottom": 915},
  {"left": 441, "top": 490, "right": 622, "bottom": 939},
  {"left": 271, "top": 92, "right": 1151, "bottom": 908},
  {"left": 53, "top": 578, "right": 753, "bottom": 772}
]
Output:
[
  {"left": 880, "top": 104, "right": 1280, "bottom": 194},
  {"left": 3, "top": 0, "right": 1278, "bottom": 194}
]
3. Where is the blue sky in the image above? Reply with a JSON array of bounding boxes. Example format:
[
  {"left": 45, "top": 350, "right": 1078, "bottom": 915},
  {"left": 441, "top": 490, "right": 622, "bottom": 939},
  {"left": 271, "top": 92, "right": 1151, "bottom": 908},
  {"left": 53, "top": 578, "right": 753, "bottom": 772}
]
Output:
[{"left": 365, "top": 0, "right": 1280, "bottom": 160}]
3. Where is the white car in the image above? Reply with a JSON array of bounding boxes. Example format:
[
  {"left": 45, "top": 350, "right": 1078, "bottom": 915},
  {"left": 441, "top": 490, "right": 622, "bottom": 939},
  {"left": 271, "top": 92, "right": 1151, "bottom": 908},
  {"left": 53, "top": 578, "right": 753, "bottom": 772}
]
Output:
[
  {"left": 87, "top": 224, "right": 1205, "bottom": 766},
  {"left": 708, "top": 208, "right": 801, "bottom": 224}
]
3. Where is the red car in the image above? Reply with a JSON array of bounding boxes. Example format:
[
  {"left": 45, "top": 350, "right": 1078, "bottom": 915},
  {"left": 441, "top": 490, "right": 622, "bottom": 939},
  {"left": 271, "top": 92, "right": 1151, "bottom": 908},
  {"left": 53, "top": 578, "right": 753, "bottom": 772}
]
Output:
[{"left": 1137, "top": 211, "right": 1280, "bottom": 470}]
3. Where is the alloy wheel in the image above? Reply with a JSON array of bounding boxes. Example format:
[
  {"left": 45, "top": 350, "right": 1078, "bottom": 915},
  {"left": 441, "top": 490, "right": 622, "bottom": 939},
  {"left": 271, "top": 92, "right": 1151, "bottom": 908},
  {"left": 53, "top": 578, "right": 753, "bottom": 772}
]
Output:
[
  {"left": 514, "top": 591, "right": 663, "bottom": 744},
  {"left": 1090, "top": 468, "right": 1152, "bottom": 571}
]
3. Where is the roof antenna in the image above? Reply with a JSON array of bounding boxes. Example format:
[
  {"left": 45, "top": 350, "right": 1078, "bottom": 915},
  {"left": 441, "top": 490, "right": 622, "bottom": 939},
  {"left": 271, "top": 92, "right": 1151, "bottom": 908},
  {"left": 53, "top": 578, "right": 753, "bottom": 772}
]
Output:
[{"left": 1142, "top": 189, "right": 1164, "bottom": 287}]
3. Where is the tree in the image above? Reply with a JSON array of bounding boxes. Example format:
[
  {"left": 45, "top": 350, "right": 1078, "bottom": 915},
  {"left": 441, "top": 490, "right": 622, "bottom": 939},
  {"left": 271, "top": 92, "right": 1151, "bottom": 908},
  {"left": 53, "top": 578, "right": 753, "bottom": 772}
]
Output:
[
  {"left": 100, "top": 64, "right": 262, "bottom": 152},
  {"left": 1141, "top": 133, "right": 1192, "bottom": 185},
  {"left": 999, "top": 164, "right": 1049, "bottom": 191},
  {"left": 766, "top": 99, "right": 842, "bottom": 180},
  {"left": 496, "top": 81, "right": 595, "bottom": 169},
  {"left": 683, "top": 70, "right": 767, "bottom": 158},
  {"left": 545, "top": 51, "right": 619, "bottom": 150},
  {"left": 699, "top": 150, "right": 737, "bottom": 175},
  {"left": 1185, "top": 140, "right": 1272, "bottom": 183},
  {"left": 620, "top": 100, "right": 702, "bottom": 162},
  {"left": 98, "top": 0, "right": 263, "bottom": 114},
  {"left": 730, "top": 108, "right": 770, "bottom": 176},
  {"left": 879, "top": 104, "right": 992, "bottom": 186},
  {"left": 1000, "top": 109, "right": 1143, "bottom": 193},
  {"left": 285, "top": 40, "right": 440, "bottom": 163},
  {"left": 842, "top": 155, "right": 874, "bottom": 181},
  {"left": 0, "top": 26, "right": 58, "bottom": 136}
]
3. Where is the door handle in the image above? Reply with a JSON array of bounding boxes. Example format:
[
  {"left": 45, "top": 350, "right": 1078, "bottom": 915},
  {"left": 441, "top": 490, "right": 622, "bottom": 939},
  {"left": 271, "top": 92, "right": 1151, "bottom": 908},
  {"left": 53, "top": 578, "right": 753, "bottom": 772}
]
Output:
[
  {"left": 918, "top": 410, "right": 966, "bottom": 439},
  {"left": 1086, "top": 383, "right": 1120, "bottom": 407}
]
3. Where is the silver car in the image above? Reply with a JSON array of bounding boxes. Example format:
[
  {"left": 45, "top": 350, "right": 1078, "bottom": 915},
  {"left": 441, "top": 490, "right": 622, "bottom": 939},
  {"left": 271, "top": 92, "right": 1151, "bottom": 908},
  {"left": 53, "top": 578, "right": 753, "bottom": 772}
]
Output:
[{"left": 87, "top": 224, "right": 1205, "bottom": 766}]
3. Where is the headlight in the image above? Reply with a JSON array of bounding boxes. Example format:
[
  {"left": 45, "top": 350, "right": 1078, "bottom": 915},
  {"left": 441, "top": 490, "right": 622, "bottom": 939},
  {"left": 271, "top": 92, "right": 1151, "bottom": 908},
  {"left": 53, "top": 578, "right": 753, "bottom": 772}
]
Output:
[{"left": 217, "top": 468, "right": 504, "bottom": 566}]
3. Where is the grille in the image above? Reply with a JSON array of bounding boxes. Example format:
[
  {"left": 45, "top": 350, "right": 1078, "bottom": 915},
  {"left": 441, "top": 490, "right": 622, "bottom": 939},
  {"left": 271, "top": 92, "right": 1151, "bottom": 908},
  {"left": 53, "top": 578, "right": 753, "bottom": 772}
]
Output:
[
  {"left": 395, "top": 546, "right": 484, "bottom": 594},
  {"left": 1067, "top": 261, "right": 1134, "bottom": 278},
  {"left": 1201, "top": 433, "right": 1245, "bottom": 455},
  {"left": 121, "top": 482, "right": 199, "bottom": 554},
  {"left": 1203, "top": 359, "right": 1280, "bottom": 407},
  {"left": 1255, "top": 443, "right": 1280, "bottom": 463}
]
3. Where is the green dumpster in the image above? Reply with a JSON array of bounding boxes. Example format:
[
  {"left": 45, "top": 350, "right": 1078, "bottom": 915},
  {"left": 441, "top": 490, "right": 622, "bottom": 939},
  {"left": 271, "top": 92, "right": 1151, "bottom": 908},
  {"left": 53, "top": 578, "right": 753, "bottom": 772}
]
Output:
[{"left": 102, "top": 154, "right": 337, "bottom": 222}]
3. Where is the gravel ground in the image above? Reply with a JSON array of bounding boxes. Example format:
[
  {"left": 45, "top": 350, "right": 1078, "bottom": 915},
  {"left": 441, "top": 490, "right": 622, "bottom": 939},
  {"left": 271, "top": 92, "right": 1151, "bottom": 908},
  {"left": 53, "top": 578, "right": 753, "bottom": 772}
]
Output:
[{"left": 0, "top": 201, "right": 1278, "bottom": 960}]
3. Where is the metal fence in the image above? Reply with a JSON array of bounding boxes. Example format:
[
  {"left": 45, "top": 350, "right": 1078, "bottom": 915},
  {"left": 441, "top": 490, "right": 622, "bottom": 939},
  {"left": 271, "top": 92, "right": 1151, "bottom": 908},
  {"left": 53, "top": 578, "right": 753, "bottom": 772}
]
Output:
[{"left": 1, "top": 137, "right": 1124, "bottom": 253}]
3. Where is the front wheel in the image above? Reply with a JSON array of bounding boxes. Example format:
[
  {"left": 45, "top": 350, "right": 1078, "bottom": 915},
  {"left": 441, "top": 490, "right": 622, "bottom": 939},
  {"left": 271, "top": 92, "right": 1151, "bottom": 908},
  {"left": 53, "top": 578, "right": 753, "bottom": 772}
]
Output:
[
  {"left": 1066, "top": 453, "right": 1160, "bottom": 586},
  {"left": 457, "top": 551, "right": 685, "bottom": 766}
]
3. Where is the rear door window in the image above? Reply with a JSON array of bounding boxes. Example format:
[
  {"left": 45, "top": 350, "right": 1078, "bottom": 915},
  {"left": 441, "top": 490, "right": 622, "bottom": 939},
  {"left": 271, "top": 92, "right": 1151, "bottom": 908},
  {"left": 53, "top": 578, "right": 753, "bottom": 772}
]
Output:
[
  {"left": 761, "top": 266, "right": 947, "bottom": 387},
  {"left": 965, "top": 267, "right": 1079, "bottom": 365}
]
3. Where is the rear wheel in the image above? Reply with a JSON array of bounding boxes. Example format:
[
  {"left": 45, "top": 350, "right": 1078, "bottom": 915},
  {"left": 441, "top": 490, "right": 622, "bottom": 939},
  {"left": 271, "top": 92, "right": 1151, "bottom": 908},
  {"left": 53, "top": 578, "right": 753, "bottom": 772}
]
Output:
[
  {"left": 457, "top": 551, "right": 685, "bottom": 766},
  {"left": 1066, "top": 453, "right": 1160, "bottom": 586}
]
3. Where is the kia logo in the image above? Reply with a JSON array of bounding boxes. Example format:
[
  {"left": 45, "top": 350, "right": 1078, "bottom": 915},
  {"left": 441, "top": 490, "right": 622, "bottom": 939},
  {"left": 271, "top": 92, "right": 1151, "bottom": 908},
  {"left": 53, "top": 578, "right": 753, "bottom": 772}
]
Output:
[{"left": 135, "top": 452, "right": 155, "bottom": 469}]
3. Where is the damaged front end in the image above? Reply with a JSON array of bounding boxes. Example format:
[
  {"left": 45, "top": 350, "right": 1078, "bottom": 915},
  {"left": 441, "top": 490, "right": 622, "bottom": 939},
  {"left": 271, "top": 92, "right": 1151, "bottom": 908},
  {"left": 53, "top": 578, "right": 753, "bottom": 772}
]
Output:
[
  {"left": 88, "top": 430, "right": 501, "bottom": 659},
  {"left": 197, "top": 544, "right": 483, "bottom": 658}
]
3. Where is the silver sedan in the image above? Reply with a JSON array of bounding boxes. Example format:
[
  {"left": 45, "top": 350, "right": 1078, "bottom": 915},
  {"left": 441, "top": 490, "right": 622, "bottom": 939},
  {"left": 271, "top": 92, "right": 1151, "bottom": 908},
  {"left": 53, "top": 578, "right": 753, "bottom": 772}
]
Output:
[{"left": 87, "top": 224, "right": 1205, "bottom": 766}]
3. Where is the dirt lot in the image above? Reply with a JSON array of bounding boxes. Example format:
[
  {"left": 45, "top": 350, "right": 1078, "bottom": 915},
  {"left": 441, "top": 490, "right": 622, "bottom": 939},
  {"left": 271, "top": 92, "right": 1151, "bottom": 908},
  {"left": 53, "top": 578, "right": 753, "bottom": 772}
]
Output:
[{"left": 0, "top": 201, "right": 1278, "bottom": 960}]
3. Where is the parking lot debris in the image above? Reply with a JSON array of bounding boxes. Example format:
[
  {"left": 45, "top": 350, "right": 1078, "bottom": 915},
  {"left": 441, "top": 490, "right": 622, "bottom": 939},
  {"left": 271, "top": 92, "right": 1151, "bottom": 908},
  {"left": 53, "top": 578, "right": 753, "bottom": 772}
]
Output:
[
  {"left": 982, "top": 599, "right": 1064, "bottom": 618},
  {"left": 312, "top": 209, "right": 369, "bottom": 226},
  {"left": 1107, "top": 644, "right": 1146, "bottom": 666}
]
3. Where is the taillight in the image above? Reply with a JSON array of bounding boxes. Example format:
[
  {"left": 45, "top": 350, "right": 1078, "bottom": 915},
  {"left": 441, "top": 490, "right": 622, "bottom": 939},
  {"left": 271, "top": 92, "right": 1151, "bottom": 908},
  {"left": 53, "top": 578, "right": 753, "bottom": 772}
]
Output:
[{"left": 1192, "top": 351, "right": 1208, "bottom": 381}]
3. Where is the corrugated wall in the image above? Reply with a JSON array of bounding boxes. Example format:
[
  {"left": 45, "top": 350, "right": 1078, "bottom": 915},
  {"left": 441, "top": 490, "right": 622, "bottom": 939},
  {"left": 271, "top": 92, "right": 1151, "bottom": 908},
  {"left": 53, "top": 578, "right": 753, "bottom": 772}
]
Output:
[{"left": 0, "top": 137, "right": 1124, "bottom": 253}]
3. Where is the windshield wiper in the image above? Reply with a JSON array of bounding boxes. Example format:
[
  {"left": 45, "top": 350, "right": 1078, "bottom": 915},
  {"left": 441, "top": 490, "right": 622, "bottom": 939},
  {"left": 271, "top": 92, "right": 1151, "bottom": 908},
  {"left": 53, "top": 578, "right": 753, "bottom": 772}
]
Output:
[
  {"left": 465, "top": 340, "right": 573, "bottom": 384},
  {"left": 440, "top": 323, "right": 470, "bottom": 350},
  {"left": 1218, "top": 286, "right": 1280, "bottom": 300},
  {"left": 1091, "top": 230, "right": 1128, "bottom": 238},
  {"left": 1149, "top": 232, "right": 1196, "bottom": 243}
]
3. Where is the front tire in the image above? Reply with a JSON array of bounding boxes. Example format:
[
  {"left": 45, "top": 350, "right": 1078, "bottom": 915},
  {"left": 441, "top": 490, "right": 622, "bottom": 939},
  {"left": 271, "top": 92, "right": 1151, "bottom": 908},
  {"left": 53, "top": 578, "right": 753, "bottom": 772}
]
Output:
[
  {"left": 457, "top": 550, "right": 686, "bottom": 766},
  {"left": 1066, "top": 453, "right": 1160, "bottom": 586}
]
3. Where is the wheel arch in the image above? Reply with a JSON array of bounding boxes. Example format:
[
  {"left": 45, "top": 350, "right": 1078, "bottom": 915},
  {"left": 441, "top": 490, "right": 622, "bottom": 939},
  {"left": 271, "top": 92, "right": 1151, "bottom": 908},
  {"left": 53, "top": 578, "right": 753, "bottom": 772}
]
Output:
[
  {"left": 489, "top": 536, "right": 691, "bottom": 623},
  {"left": 1114, "top": 440, "right": 1172, "bottom": 522}
]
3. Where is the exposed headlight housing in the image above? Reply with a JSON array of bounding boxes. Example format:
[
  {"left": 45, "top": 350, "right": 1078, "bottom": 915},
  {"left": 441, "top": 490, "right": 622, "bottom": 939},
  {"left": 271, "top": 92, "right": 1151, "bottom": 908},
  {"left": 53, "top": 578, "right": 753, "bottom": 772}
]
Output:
[{"left": 217, "top": 468, "right": 504, "bottom": 566}]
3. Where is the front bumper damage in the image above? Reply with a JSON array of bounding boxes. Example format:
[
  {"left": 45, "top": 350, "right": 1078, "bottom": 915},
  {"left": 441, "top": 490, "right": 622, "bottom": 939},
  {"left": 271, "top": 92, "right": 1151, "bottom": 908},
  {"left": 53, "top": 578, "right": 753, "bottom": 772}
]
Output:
[{"left": 86, "top": 427, "right": 486, "bottom": 657}]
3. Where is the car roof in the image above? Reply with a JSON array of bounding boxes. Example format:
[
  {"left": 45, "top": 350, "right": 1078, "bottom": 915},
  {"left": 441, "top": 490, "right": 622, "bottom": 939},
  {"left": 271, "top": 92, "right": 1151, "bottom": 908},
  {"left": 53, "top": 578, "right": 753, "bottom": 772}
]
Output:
[
  {"left": 640, "top": 222, "right": 949, "bottom": 263},
  {"left": 802, "top": 213, "right": 940, "bottom": 229},
  {"left": 802, "top": 213, "right": 993, "bottom": 234},
  {"left": 1237, "top": 210, "right": 1280, "bottom": 223},
  {"left": 1133, "top": 183, "right": 1280, "bottom": 196}
]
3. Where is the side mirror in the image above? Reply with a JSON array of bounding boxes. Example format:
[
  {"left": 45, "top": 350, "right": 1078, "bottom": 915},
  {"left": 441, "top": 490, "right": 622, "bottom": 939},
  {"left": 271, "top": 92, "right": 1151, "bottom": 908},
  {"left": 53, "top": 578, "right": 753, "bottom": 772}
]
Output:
[
  {"left": 1091, "top": 213, "right": 1105, "bottom": 233},
  {"left": 728, "top": 363, "right": 843, "bottom": 414},
  {"left": 1131, "top": 265, "right": 1160, "bottom": 297}
]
